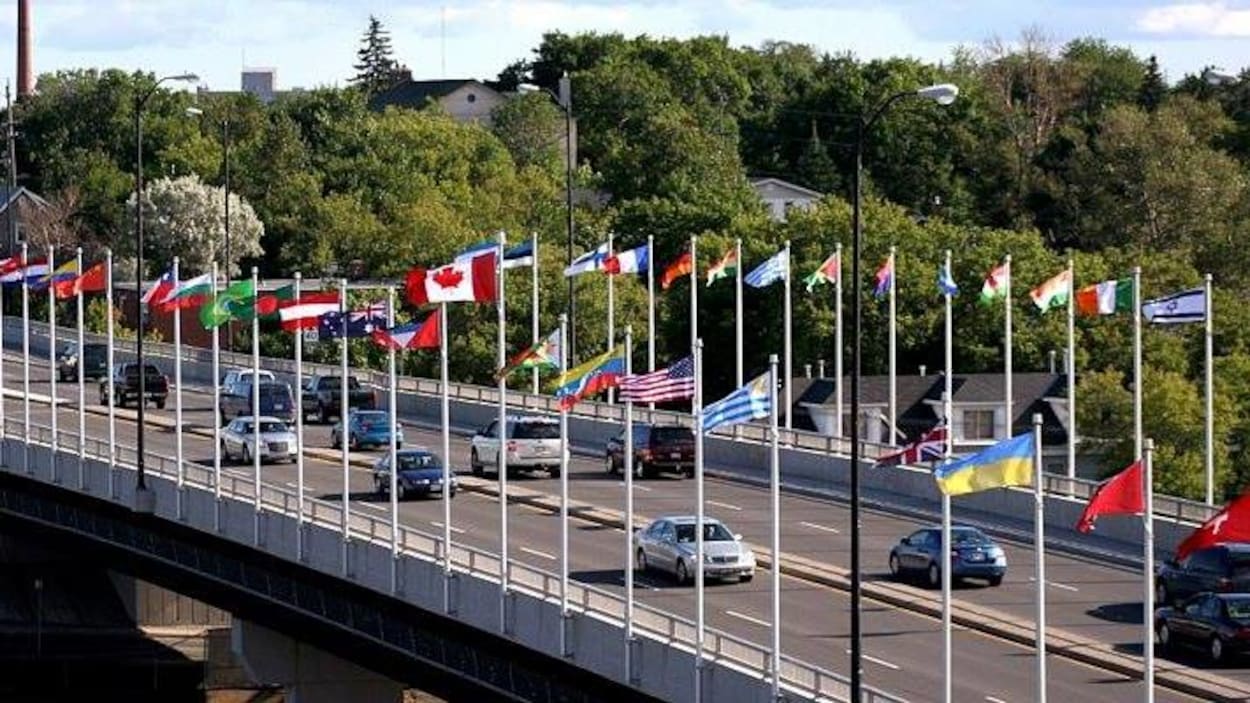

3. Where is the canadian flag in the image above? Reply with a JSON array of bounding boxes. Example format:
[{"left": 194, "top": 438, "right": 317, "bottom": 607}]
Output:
[{"left": 406, "top": 251, "right": 497, "bottom": 306}]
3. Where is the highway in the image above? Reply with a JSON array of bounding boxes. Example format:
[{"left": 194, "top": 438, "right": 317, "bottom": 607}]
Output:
[{"left": 0, "top": 352, "right": 1222, "bottom": 702}]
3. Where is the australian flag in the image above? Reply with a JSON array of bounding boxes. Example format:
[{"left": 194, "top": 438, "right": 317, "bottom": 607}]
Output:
[
  {"left": 318, "top": 302, "right": 388, "bottom": 339},
  {"left": 874, "top": 425, "right": 948, "bottom": 468}
]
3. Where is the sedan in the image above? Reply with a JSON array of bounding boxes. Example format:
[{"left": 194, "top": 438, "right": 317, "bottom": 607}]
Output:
[
  {"left": 888, "top": 525, "right": 1007, "bottom": 588},
  {"left": 633, "top": 516, "right": 755, "bottom": 584},
  {"left": 220, "top": 416, "right": 298, "bottom": 464},
  {"left": 1157, "top": 592, "right": 1250, "bottom": 664},
  {"left": 332, "top": 409, "right": 404, "bottom": 451},
  {"left": 372, "top": 448, "right": 457, "bottom": 500}
]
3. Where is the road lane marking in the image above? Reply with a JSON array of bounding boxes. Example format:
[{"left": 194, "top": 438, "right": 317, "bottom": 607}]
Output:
[
  {"left": 725, "top": 610, "right": 771, "bottom": 628},
  {"left": 618, "top": 482, "right": 652, "bottom": 492},
  {"left": 1027, "top": 577, "right": 1079, "bottom": 592},
  {"left": 359, "top": 503, "right": 386, "bottom": 513},
  {"left": 706, "top": 500, "right": 741, "bottom": 511},
  {"left": 843, "top": 649, "right": 900, "bottom": 671},
  {"left": 799, "top": 521, "right": 840, "bottom": 534},
  {"left": 521, "top": 547, "right": 556, "bottom": 561},
  {"left": 985, "top": 697, "right": 1008, "bottom": 703},
  {"left": 430, "top": 521, "right": 466, "bottom": 535}
]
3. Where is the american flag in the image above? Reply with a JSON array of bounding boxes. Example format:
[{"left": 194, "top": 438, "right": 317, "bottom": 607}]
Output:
[
  {"left": 619, "top": 356, "right": 695, "bottom": 403},
  {"left": 874, "top": 425, "right": 948, "bottom": 468}
]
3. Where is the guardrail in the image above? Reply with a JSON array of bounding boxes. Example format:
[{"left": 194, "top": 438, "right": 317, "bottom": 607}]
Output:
[{"left": 0, "top": 418, "right": 907, "bottom": 703}]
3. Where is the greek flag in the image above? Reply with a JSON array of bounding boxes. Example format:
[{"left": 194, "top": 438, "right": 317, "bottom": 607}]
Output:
[
  {"left": 702, "top": 372, "right": 772, "bottom": 433},
  {"left": 745, "top": 248, "right": 789, "bottom": 289},
  {"left": 1143, "top": 287, "right": 1205, "bottom": 324}
]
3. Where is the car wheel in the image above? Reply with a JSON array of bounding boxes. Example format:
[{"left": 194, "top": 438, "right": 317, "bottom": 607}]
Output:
[
  {"left": 470, "top": 449, "right": 483, "bottom": 477},
  {"left": 220, "top": 441, "right": 230, "bottom": 463},
  {"left": 684, "top": 466, "right": 695, "bottom": 479},
  {"left": 641, "top": 463, "right": 657, "bottom": 479},
  {"left": 1156, "top": 582, "right": 1170, "bottom": 608},
  {"left": 633, "top": 461, "right": 645, "bottom": 480},
  {"left": 350, "top": 433, "right": 361, "bottom": 451},
  {"left": 548, "top": 466, "right": 561, "bottom": 479},
  {"left": 987, "top": 574, "right": 1004, "bottom": 587},
  {"left": 927, "top": 562, "right": 940, "bottom": 588},
  {"left": 331, "top": 431, "right": 340, "bottom": 449},
  {"left": 676, "top": 559, "right": 690, "bottom": 585},
  {"left": 318, "top": 404, "right": 329, "bottom": 424},
  {"left": 447, "top": 487, "right": 457, "bottom": 499},
  {"left": 155, "top": 398, "right": 165, "bottom": 410},
  {"left": 1211, "top": 636, "right": 1226, "bottom": 664},
  {"left": 242, "top": 444, "right": 252, "bottom": 464},
  {"left": 740, "top": 574, "right": 753, "bottom": 583},
  {"left": 98, "top": 388, "right": 107, "bottom": 405},
  {"left": 606, "top": 455, "right": 616, "bottom": 474},
  {"left": 888, "top": 553, "right": 901, "bottom": 579},
  {"left": 1157, "top": 623, "right": 1172, "bottom": 651},
  {"left": 636, "top": 549, "right": 649, "bottom": 573}
]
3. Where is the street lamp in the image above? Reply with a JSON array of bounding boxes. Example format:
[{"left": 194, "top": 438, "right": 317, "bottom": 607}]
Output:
[
  {"left": 133, "top": 72, "right": 198, "bottom": 511},
  {"left": 847, "top": 81, "right": 957, "bottom": 699},
  {"left": 185, "top": 105, "right": 233, "bottom": 347},
  {"left": 519, "top": 73, "right": 575, "bottom": 360}
]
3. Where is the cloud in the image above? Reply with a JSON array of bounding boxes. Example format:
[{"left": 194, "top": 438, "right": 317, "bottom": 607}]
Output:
[{"left": 1137, "top": 2, "right": 1250, "bottom": 37}]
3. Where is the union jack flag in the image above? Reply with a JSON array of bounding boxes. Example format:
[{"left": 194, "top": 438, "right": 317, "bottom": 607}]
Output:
[{"left": 874, "top": 425, "right": 948, "bottom": 468}]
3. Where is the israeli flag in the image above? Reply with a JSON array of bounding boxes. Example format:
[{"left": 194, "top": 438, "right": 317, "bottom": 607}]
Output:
[{"left": 745, "top": 248, "right": 789, "bottom": 289}]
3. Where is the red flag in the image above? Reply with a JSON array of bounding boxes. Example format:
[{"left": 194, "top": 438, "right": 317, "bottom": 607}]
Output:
[
  {"left": 1075, "top": 460, "right": 1144, "bottom": 533},
  {"left": 53, "top": 262, "right": 107, "bottom": 300},
  {"left": 406, "top": 252, "right": 497, "bottom": 306},
  {"left": 277, "top": 292, "right": 340, "bottom": 331},
  {"left": 660, "top": 252, "right": 692, "bottom": 290},
  {"left": 1176, "top": 491, "right": 1250, "bottom": 560}
]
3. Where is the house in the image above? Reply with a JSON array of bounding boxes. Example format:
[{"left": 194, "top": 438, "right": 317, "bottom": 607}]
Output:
[
  {"left": 368, "top": 79, "right": 506, "bottom": 125},
  {"left": 0, "top": 185, "right": 49, "bottom": 255},
  {"left": 750, "top": 177, "right": 824, "bottom": 222}
]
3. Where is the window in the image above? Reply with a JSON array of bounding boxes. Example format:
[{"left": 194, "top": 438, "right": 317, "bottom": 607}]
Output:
[
  {"left": 964, "top": 410, "right": 996, "bottom": 440},
  {"left": 1191, "top": 549, "right": 1223, "bottom": 573},
  {"left": 513, "top": 422, "right": 559, "bottom": 439}
]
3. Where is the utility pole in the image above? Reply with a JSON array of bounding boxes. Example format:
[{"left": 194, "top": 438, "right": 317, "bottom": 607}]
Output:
[{"left": 6, "top": 82, "right": 17, "bottom": 255}]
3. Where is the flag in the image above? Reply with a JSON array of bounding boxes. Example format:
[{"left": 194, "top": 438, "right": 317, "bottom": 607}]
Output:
[
  {"left": 1, "top": 259, "right": 48, "bottom": 285},
  {"left": 406, "top": 252, "right": 498, "bottom": 306},
  {"left": 564, "top": 243, "right": 609, "bottom": 277},
  {"left": 454, "top": 239, "right": 498, "bottom": 263},
  {"left": 157, "top": 272, "right": 213, "bottom": 311},
  {"left": 318, "top": 305, "right": 388, "bottom": 339},
  {"left": 703, "top": 372, "right": 772, "bottom": 433},
  {"left": 503, "top": 241, "right": 534, "bottom": 269},
  {"left": 745, "top": 249, "right": 789, "bottom": 289},
  {"left": 497, "top": 327, "right": 561, "bottom": 379},
  {"left": 278, "top": 292, "right": 340, "bottom": 331},
  {"left": 604, "top": 244, "right": 649, "bottom": 275},
  {"left": 257, "top": 283, "right": 297, "bottom": 319},
  {"left": 1075, "top": 460, "right": 1144, "bottom": 533},
  {"left": 140, "top": 269, "right": 174, "bottom": 307},
  {"left": 199, "top": 280, "right": 255, "bottom": 329},
  {"left": 804, "top": 252, "right": 840, "bottom": 292},
  {"left": 30, "top": 260, "right": 77, "bottom": 291},
  {"left": 937, "top": 262, "right": 959, "bottom": 296},
  {"left": 875, "top": 425, "right": 947, "bottom": 468},
  {"left": 553, "top": 346, "right": 625, "bottom": 410},
  {"left": 1075, "top": 279, "right": 1132, "bottom": 316},
  {"left": 619, "top": 356, "right": 695, "bottom": 404},
  {"left": 1030, "top": 270, "right": 1072, "bottom": 312},
  {"left": 0, "top": 256, "right": 20, "bottom": 275},
  {"left": 53, "top": 262, "right": 107, "bottom": 300},
  {"left": 1175, "top": 491, "right": 1250, "bottom": 560},
  {"left": 661, "top": 252, "right": 693, "bottom": 290},
  {"left": 980, "top": 262, "right": 1009, "bottom": 303},
  {"left": 706, "top": 248, "right": 738, "bottom": 287},
  {"left": 933, "top": 432, "right": 1034, "bottom": 496},
  {"left": 1143, "top": 287, "right": 1205, "bottom": 325},
  {"left": 371, "top": 308, "right": 440, "bottom": 350},
  {"left": 873, "top": 257, "right": 894, "bottom": 298}
]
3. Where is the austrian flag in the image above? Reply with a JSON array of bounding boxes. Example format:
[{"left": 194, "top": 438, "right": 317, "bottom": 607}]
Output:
[{"left": 406, "top": 252, "right": 497, "bottom": 306}]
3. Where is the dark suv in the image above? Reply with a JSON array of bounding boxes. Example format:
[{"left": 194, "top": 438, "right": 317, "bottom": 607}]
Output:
[
  {"left": 99, "top": 363, "right": 169, "bottom": 409},
  {"left": 605, "top": 424, "right": 695, "bottom": 478},
  {"left": 220, "top": 381, "right": 296, "bottom": 424},
  {"left": 1156, "top": 543, "right": 1250, "bottom": 606},
  {"left": 57, "top": 342, "right": 109, "bottom": 382}
]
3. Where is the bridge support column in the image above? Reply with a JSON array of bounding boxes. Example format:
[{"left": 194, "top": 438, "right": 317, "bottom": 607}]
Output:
[{"left": 231, "top": 619, "right": 403, "bottom": 703}]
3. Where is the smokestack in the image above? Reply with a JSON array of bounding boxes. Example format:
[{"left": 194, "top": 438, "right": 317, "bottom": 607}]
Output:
[{"left": 17, "top": 0, "right": 32, "bottom": 98}]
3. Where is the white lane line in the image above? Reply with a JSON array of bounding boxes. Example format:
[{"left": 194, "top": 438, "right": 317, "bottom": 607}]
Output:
[
  {"left": 707, "top": 500, "right": 741, "bottom": 512},
  {"left": 725, "top": 610, "right": 771, "bottom": 628},
  {"left": 985, "top": 696, "right": 1009, "bottom": 703},
  {"left": 359, "top": 503, "right": 387, "bottom": 513},
  {"left": 618, "top": 482, "right": 652, "bottom": 492},
  {"left": 430, "top": 521, "right": 466, "bottom": 535},
  {"left": 1027, "top": 577, "right": 1079, "bottom": 592},
  {"left": 842, "top": 649, "right": 900, "bottom": 671},
  {"left": 521, "top": 546, "right": 557, "bottom": 561},
  {"left": 799, "top": 521, "right": 840, "bottom": 534}
]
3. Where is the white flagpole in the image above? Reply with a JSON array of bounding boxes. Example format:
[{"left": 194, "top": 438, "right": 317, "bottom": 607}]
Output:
[
  {"left": 210, "top": 262, "right": 222, "bottom": 531},
  {"left": 1005, "top": 255, "right": 1013, "bottom": 440},
  {"left": 292, "top": 272, "right": 305, "bottom": 557},
  {"left": 387, "top": 287, "right": 399, "bottom": 594},
  {"left": 783, "top": 240, "right": 792, "bottom": 433},
  {"left": 607, "top": 230, "right": 615, "bottom": 405},
  {"left": 440, "top": 301, "right": 453, "bottom": 613},
  {"left": 693, "top": 336, "right": 705, "bottom": 702},
  {"left": 339, "top": 277, "right": 350, "bottom": 576},
  {"left": 735, "top": 237, "right": 744, "bottom": 388},
  {"left": 497, "top": 231, "right": 511, "bottom": 631},
  {"left": 21, "top": 241, "right": 30, "bottom": 474},
  {"left": 531, "top": 231, "right": 540, "bottom": 396},
  {"left": 1144, "top": 436, "right": 1156, "bottom": 702},
  {"left": 1066, "top": 257, "right": 1076, "bottom": 481},
  {"left": 768, "top": 351, "right": 781, "bottom": 701},
  {"left": 835, "top": 241, "right": 843, "bottom": 438},
  {"left": 1204, "top": 273, "right": 1214, "bottom": 506},
  {"left": 888, "top": 246, "right": 897, "bottom": 446},
  {"left": 105, "top": 249, "right": 115, "bottom": 495},
  {"left": 48, "top": 245, "right": 58, "bottom": 470},
  {"left": 1033, "top": 411, "right": 1047, "bottom": 703},
  {"left": 251, "top": 266, "right": 261, "bottom": 545},
  {"left": 942, "top": 250, "right": 954, "bottom": 703},
  {"left": 173, "top": 256, "right": 184, "bottom": 518},
  {"left": 75, "top": 246, "right": 85, "bottom": 488},
  {"left": 648, "top": 234, "right": 656, "bottom": 377},
  {"left": 624, "top": 324, "right": 635, "bottom": 683},
  {"left": 691, "top": 234, "right": 698, "bottom": 359},
  {"left": 558, "top": 312, "right": 571, "bottom": 656},
  {"left": 1133, "top": 266, "right": 1142, "bottom": 462}
]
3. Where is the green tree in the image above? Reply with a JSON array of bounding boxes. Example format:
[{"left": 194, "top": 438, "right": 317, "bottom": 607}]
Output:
[
  {"left": 351, "top": 15, "right": 405, "bottom": 96},
  {"left": 1138, "top": 55, "right": 1167, "bottom": 111}
]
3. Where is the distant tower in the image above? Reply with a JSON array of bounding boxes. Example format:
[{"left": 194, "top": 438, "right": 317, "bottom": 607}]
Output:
[{"left": 16, "top": 0, "right": 32, "bottom": 98}]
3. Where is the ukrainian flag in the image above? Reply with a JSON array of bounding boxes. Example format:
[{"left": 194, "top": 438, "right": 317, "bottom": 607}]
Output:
[{"left": 933, "top": 432, "right": 1035, "bottom": 496}]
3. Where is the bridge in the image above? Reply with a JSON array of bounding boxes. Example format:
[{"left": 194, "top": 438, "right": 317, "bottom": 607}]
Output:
[{"left": 5, "top": 319, "right": 1250, "bottom": 701}]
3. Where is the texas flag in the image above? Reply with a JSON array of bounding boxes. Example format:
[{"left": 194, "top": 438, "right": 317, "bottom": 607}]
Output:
[
  {"left": 372, "top": 308, "right": 441, "bottom": 350},
  {"left": 406, "top": 252, "right": 497, "bottom": 306}
]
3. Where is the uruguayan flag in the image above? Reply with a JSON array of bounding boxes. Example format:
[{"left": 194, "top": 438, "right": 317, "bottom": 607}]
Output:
[
  {"left": 1143, "top": 287, "right": 1205, "bottom": 325},
  {"left": 745, "top": 248, "right": 789, "bottom": 288},
  {"left": 702, "top": 372, "right": 772, "bottom": 433}
]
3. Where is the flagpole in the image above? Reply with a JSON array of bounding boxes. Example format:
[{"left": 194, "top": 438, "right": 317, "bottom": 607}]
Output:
[
  {"left": 942, "top": 249, "right": 953, "bottom": 703},
  {"left": 1005, "top": 255, "right": 1013, "bottom": 441},
  {"left": 292, "top": 272, "right": 304, "bottom": 556},
  {"left": 1144, "top": 436, "right": 1156, "bottom": 702},
  {"left": 768, "top": 351, "right": 781, "bottom": 702},
  {"left": 105, "top": 249, "right": 115, "bottom": 496},
  {"left": 1033, "top": 411, "right": 1047, "bottom": 703},
  {"left": 251, "top": 266, "right": 261, "bottom": 545},
  {"left": 835, "top": 242, "right": 843, "bottom": 438},
  {"left": 693, "top": 336, "right": 705, "bottom": 702},
  {"left": 210, "top": 263, "right": 221, "bottom": 531},
  {"left": 1133, "top": 266, "right": 1142, "bottom": 462},
  {"left": 1204, "top": 273, "right": 1214, "bottom": 506},
  {"left": 558, "top": 312, "right": 571, "bottom": 656},
  {"left": 648, "top": 234, "right": 656, "bottom": 411},
  {"left": 735, "top": 237, "right": 744, "bottom": 388},
  {"left": 440, "top": 301, "right": 453, "bottom": 614},
  {"left": 531, "top": 231, "right": 540, "bottom": 396},
  {"left": 888, "top": 246, "right": 896, "bottom": 446},
  {"left": 75, "top": 247, "right": 85, "bottom": 489},
  {"left": 624, "top": 324, "right": 635, "bottom": 684},
  {"left": 21, "top": 241, "right": 29, "bottom": 475},
  {"left": 690, "top": 234, "right": 698, "bottom": 370},
  {"left": 498, "top": 230, "right": 511, "bottom": 632},
  {"left": 48, "top": 245, "right": 58, "bottom": 473},
  {"left": 339, "top": 277, "right": 350, "bottom": 577},
  {"left": 783, "top": 240, "right": 792, "bottom": 433},
  {"left": 172, "top": 257, "right": 184, "bottom": 517},
  {"left": 1066, "top": 257, "right": 1076, "bottom": 481},
  {"left": 387, "top": 286, "right": 399, "bottom": 594}
]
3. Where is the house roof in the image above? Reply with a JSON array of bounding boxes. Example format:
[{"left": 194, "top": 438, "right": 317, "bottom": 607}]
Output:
[
  {"left": 367, "top": 79, "right": 500, "bottom": 112},
  {"left": 0, "top": 186, "right": 48, "bottom": 212},
  {"left": 749, "top": 177, "right": 825, "bottom": 199}
]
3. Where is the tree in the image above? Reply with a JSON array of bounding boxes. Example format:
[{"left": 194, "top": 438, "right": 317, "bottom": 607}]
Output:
[
  {"left": 794, "top": 120, "right": 839, "bottom": 193},
  {"left": 123, "top": 175, "right": 264, "bottom": 277},
  {"left": 352, "top": 15, "right": 405, "bottom": 96},
  {"left": 1138, "top": 55, "right": 1167, "bottom": 111}
]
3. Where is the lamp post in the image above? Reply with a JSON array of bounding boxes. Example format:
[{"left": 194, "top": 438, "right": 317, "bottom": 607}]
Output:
[
  {"left": 848, "top": 81, "right": 957, "bottom": 699},
  {"left": 185, "top": 106, "right": 233, "bottom": 345},
  {"left": 133, "top": 72, "right": 198, "bottom": 508}
]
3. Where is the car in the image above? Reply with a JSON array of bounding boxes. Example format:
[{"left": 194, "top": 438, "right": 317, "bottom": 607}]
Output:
[
  {"left": 1156, "top": 543, "right": 1250, "bottom": 607},
  {"left": 372, "top": 448, "right": 457, "bottom": 500},
  {"left": 331, "top": 409, "right": 404, "bottom": 451},
  {"left": 1156, "top": 592, "right": 1250, "bottom": 664},
  {"left": 219, "top": 381, "right": 295, "bottom": 424},
  {"left": 633, "top": 515, "right": 756, "bottom": 584},
  {"left": 219, "top": 368, "right": 276, "bottom": 394},
  {"left": 888, "top": 525, "right": 1007, "bottom": 588},
  {"left": 98, "top": 362, "right": 169, "bottom": 409},
  {"left": 469, "top": 415, "right": 566, "bottom": 478},
  {"left": 605, "top": 423, "right": 695, "bottom": 478},
  {"left": 219, "top": 416, "right": 298, "bottom": 464},
  {"left": 56, "top": 342, "right": 109, "bottom": 382},
  {"left": 302, "top": 374, "right": 376, "bottom": 423}
]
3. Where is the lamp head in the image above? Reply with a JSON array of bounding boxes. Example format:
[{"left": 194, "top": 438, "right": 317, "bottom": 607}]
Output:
[
  {"left": 917, "top": 83, "right": 959, "bottom": 106},
  {"left": 169, "top": 73, "right": 200, "bottom": 83}
]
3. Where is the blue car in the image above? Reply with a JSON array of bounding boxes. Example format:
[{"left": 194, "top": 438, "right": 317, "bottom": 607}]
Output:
[
  {"left": 372, "top": 448, "right": 457, "bottom": 500},
  {"left": 888, "top": 525, "right": 1007, "bottom": 588},
  {"left": 331, "top": 410, "right": 404, "bottom": 451}
]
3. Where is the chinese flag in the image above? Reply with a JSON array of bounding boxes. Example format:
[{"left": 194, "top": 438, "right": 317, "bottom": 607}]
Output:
[
  {"left": 1075, "top": 460, "right": 1144, "bottom": 533},
  {"left": 53, "top": 262, "right": 107, "bottom": 300},
  {"left": 1176, "top": 491, "right": 1250, "bottom": 560}
]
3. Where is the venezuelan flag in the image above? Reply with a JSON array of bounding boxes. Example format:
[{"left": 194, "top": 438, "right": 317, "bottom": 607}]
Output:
[
  {"left": 553, "top": 345, "right": 625, "bottom": 410},
  {"left": 933, "top": 432, "right": 1034, "bottom": 496}
]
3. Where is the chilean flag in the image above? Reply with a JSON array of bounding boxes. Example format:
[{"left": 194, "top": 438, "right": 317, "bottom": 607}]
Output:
[
  {"left": 406, "top": 252, "right": 497, "bottom": 306},
  {"left": 603, "top": 244, "right": 649, "bottom": 276},
  {"left": 141, "top": 270, "right": 175, "bottom": 308},
  {"left": 372, "top": 308, "right": 440, "bottom": 350}
]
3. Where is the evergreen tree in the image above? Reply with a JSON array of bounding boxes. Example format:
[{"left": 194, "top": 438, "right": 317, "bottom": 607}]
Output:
[
  {"left": 352, "top": 15, "right": 403, "bottom": 96},
  {"left": 795, "top": 120, "right": 840, "bottom": 194},
  {"left": 1138, "top": 54, "right": 1167, "bottom": 111}
]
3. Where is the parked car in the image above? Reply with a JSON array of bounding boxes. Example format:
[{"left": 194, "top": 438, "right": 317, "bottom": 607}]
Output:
[
  {"left": 219, "top": 368, "right": 275, "bottom": 394},
  {"left": 605, "top": 423, "right": 695, "bottom": 478},
  {"left": 219, "top": 416, "right": 297, "bottom": 464},
  {"left": 1156, "top": 592, "right": 1250, "bottom": 664},
  {"left": 469, "top": 415, "right": 565, "bottom": 478},
  {"left": 633, "top": 516, "right": 755, "bottom": 584},
  {"left": 56, "top": 342, "right": 109, "bottom": 382},
  {"left": 1156, "top": 543, "right": 1250, "bottom": 606},
  {"left": 219, "top": 381, "right": 295, "bottom": 424},
  {"left": 302, "top": 374, "right": 376, "bottom": 423},
  {"left": 888, "top": 525, "right": 1007, "bottom": 588},
  {"left": 331, "top": 409, "right": 404, "bottom": 450},
  {"left": 98, "top": 362, "right": 169, "bottom": 409},
  {"left": 372, "top": 448, "right": 457, "bottom": 500}
]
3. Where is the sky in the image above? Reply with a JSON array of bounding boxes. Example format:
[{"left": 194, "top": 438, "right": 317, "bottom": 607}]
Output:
[{"left": 3, "top": 1, "right": 1250, "bottom": 93}]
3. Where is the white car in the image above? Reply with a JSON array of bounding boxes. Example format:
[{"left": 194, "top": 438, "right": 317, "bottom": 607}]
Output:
[
  {"left": 633, "top": 516, "right": 756, "bottom": 584},
  {"left": 469, "top": 415, "right": 566, "bottom": 478},
  {"left": 220, "top": 416, "right": 297, "bottom": 464},
  {"left": 219, "top": 368, "right": 276, "bottom": 394}
]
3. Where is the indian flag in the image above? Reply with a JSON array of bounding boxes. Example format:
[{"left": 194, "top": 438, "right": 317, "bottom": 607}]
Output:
[
  {"left": 1029, "top": 269, "right": 1071, "bottom": 312},
  {"left": 803, "top": 252, "right": 840, "bottom": 292},
  {"left": 980, "top": 261, "right": 1010, "bottom": 303},
  {"left": 705, "top": 247, "right": 738, "bottom": 287},
  {"left": 1075, "top": 279, "right": 1132, "bottom": 316}
]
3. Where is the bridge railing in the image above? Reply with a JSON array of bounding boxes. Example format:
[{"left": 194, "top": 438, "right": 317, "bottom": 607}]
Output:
[{"left": 4, "top": 419, "right": 906, "bottom": 703}]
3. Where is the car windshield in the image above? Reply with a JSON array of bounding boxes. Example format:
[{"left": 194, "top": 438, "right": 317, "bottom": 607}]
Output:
[
  {"left": 514, "top": 422, "right": 559, "bottom": 439},
  {"left": 126, "top": 364, "right": 162, "bottom": 378},
  {"left": 396, "top": 454, "right": 441, "bottom": 470},
  {"left": 258, "top": 385, "right": 289, "bottom": 400},
  {"left": 1227, "top": 597, "right": 1250, "bottom": 619},
  {"left": 652, "top": 427, "right": 693, "bottom": 443},
  {"left": 675, "top": 522, "right": 734, "bottom": 543},
  {"left": 241, "top": 422, "right": 288, "bottom": 433},
  {"left": 952, "top": 529, "right": 991, "bottom": 546},
  {"left": 81, "top": 346, "right": 106, "bottom": 361},
  {"left": 318, "top": 377, "right": 360, "bottom": 390},
  {"left": 1230, "top": 554, "right": 1250, "bottom": 579}
]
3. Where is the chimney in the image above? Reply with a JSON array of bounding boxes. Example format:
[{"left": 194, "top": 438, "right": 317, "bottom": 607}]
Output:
[
  {"left": 817, "top": 359, "right": 826, "bottom": 378},
  {"left": 918, "top": 364, "right": 926, "bottom": 377},
  {"left": 803, "top": 363, "right": 811, "bottom": 379},
  {"left": 16, "top": 0, "right": 32, "bottom": 98},
  {"left": 1048, "top": 350, "right": 1056, "bottom": 374}
]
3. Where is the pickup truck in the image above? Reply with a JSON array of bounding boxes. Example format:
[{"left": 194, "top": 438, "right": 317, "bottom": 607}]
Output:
[
  {"left": 220, "top": 381, "right": 295, "bottom": 425},
  {"left": 302, "top": 375, "right": 376, "bottom": 423},
  {"left": 98, "top": 362, "right": 169, "bottom": 409}
]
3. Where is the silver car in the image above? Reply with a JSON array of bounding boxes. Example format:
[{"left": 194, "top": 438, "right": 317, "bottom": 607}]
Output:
[
  {"left": 220, "top": 416, "right": 297, "bottom": 464},
  {"left": 633, "top": 516, "right": 756, "bottom": 584}
]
